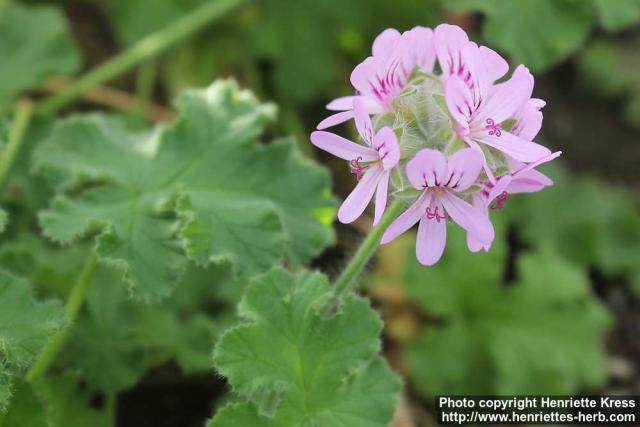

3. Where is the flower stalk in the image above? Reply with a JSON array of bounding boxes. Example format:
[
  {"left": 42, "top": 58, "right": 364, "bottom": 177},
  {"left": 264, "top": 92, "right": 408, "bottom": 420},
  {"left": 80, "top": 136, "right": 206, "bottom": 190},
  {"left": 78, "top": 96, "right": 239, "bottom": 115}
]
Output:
[
  {"left": 323, "top": 199, "right": 404, "bottom": 317},
  {"left": 26, "top": 253, "right": 98, "bottom": 383},
  {"left": 0, "top": 99, "right": 33, "bottom": 192}
]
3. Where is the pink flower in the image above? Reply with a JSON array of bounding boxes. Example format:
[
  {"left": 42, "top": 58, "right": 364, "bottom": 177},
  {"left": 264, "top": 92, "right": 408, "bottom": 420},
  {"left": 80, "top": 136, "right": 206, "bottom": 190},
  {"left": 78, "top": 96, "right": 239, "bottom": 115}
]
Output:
[
  {"left": 434, "top": 24, "right": 508, "bottom": 85},
  {"left": 310, "top": 100, "right": 400, "bottom": 225},
  {"left": 511, "top": 97, "right": 545, "bottom": 141},
  {"left": 445, "top": 53, "right": 552, "bottom": 177},
  {"left": 318, "top": 26, "right": 435, "bottom": 129},
  {"left": 381, "top": 148, "right": 494, "bottom": 265},
  {"left": 467, "top": 151, "right": 562, "bottom": 252},
  {"left": 434, "top": 24, "right": 551, "bottom": 179}
]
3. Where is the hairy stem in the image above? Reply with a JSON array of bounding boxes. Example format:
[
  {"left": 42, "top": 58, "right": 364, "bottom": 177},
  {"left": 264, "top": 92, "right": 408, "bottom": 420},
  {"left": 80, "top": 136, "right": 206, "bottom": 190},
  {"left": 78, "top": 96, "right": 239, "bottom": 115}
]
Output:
[
  {"left": 325, "top": 199, "right": 404, "bottom": 316},
  {"left": 36, "top": 0, "right": 249, "bottom": 115},
  {"left": 26, "top": 254, "right": 98, "bottom": 383},
  {"left": 0, "top": 100, "right": 33, "bottom": 192}
]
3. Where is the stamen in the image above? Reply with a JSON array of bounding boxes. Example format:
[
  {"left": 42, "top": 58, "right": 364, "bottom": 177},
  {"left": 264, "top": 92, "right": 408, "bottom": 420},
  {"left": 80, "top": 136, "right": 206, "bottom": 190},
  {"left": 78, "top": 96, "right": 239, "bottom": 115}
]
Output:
[
  {"left": 491, "top": 191, "right": 508, "bottom": 210},
  {"left": 350, "top": 156, "right": 370, "bottom": 181},
  {"left": 485, "top": 118, "right": 502, "bottom": 137},
  {"left": 426, "top": 206, "right": 448, "bottom": 222}
]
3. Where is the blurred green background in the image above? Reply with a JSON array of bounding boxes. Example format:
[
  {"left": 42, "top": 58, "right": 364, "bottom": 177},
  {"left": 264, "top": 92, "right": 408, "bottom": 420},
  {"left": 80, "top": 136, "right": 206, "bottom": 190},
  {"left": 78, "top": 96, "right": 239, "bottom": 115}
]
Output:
[{"left": 1, "top": 0, "right": 639, "bottom": 426}]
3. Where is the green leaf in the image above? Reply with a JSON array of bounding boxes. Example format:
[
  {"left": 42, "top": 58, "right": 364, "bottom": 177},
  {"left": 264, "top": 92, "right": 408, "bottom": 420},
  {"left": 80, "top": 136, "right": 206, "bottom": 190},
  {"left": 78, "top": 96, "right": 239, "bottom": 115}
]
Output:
[
  {"left": 210, "top": 268, "right": 401, "bottom": 427},
  {"left": 35, "top": 374, "right": 108, "bottom": 427},
  {"left": 578, "top": 36, "right": 640, "bottom": 129},
  {"left": 404, "top": 226, "right": 611, "bottom": 395},
  {"left": 0, "top": 272, "right": 65, "bottom": 369},
  {"left": 0, "top": 3, "right": 80, "bottom": 109},
  {"left": 593, "top": 0, "right": 640, "bottom": 31},
  {"left": 0, "top": 380, "right": 47, "bottom": 427},
  {"left": 505, "top": 164, "right": 640, "bottom": 290},
  {"left": 35, "top": 80, "right": 335, "bottom": 299},
  {"left": 444, "top": 0, "right": 594, "bottom": 71},
  {"left": 59, "top": 262, "right": 243, "bottom": 392},
  {"left": 0, "top": 271, "right": 65, "bottom": 410}
]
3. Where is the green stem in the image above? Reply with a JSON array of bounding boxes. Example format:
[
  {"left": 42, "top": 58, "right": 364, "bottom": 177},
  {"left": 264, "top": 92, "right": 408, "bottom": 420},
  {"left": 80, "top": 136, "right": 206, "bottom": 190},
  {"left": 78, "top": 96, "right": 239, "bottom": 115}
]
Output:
[
  {"left": 26, "top": 254, "right": 98, "bottom": 383},
  {"left": 106, "top": 392, "right": 117, "bottom": 426},
  {"left": 134, "top": 60, "right": 157, "bottom": 122},
  {"left": 35, "top": 0, "right": 250, "bottom": 115},
  {"left": 0, "top": 100, "right": 33, "bottom": 192},
  {"left": 325, "top": 199, "right": 404, "bottom": 316}
]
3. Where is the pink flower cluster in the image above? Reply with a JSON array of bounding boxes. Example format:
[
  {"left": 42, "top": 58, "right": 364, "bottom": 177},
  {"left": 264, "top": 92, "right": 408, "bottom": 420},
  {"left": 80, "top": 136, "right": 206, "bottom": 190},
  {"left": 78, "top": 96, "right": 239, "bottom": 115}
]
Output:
[{"left": 310, "top": 24, "right": 561, "bottom": 265}]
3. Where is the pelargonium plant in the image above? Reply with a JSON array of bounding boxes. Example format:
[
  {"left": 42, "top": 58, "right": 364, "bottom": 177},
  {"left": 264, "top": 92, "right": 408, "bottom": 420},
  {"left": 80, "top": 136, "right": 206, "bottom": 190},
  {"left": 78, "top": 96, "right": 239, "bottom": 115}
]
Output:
[{"left": 311, "top": 24, "right": 561, "bottom": 265}]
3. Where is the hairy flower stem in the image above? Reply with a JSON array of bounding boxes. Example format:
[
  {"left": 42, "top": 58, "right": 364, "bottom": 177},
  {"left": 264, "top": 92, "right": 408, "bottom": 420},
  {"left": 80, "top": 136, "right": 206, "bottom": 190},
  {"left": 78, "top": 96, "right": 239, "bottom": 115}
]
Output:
[
  {"left": 35, "top": 0, "right": 249, "bottom": 115},
  {"left": 26, "top": 253, "right": 98, "bottom": 383},
  {"left": 0, "top": 99, "right": 33, "bottom": 192},
  {"left": 324, "top": 199, "right": 404, "bottom": 317}
]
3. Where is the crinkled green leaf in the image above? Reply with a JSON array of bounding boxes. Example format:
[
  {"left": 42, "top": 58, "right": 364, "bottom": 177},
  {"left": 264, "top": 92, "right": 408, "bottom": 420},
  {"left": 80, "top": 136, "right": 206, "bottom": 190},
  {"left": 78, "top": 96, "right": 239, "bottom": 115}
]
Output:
[
  {"left": 210, "top": 268, "right": 401, "bottom": 427},
  {"left": 60, "top": 263, "right": 243, "bottom": 392},
  {"left": 0, "top": 271, "right": 65, "bottom": 410},
  {"left": 444, "top": 0, "right": 594, "bottom": 71},
  {"left": 593, "top": 0, "right": 640, "bottom": 31},
  {"left": 0, "top": 3, "right": 80, "bottom": 108},
  {"left": 0, "top": 271, "right": 65, "bottom": 369},
  {"left": 35, "top": 374, "right": 108, "bottom": 427},
  {"left": 0, "top": 232, "right": 87, "bottom": 298},
  {"left": 35, "top": 80, "right": 335, "bottom": 299},
  {"left": 0, "top": 380, "right": 47, "bottom": 427},
  {"left": 405, "top": 225, "right": 611, "bottom": 395}
]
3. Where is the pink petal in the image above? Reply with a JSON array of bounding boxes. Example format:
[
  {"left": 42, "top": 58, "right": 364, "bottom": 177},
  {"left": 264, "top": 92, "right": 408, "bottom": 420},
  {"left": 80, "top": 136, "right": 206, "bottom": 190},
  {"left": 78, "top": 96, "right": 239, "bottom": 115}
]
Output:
[
  {"left": 338, "top": 167, "right": 384, "bottom": 224},
  {"left": 373, "top": 126, "right": 400, "bottom": 170},
  {"left": 350, "top": 56, "right": 386, "bottom": 98},
  {"left": 505, "top": 152, "right": 559, "bottom": 193},
  {"left": 467, "top": 193, "right": 492, "bottom": 252},
  {"left": 441, "top": 192, "right": 494, "bottom": 245},
  {"left": 479, "top": 45, "right": 508, "bottom": 82},
  {"left": 381, "top": 192, "right": 431, "bottom": 244},
  {"left": 373, "top": 171, "right": 390, "bottom": 226},
  {"left": 416, "top": 212, "right": 447, "bottom": 265},
  {"left": 512, "top": 98, "right": 544, "bottom": 141},
  {"left": 510, "top": 151, "right": 562, "bottom": 176},
  {"left": 462, "top": 136, "right": 496, "bottom": 184},
  {"left": 467, "top": 234, "right": 489, "bottom": 253},
  {"left": 461, "top": 42, "right": 489, "bottom": 109},
  {"left": 310, "top": 131, "right": 378, "bottom": 161},
  {"left": 446, "top": 76, "right": 474, "bottom": 132},
  {"left": 444, "top": 148, "right": 483, "bottom": 192},
  {"left": 474, "top": 65, "right": 533, "bottom": 126},
  {"left": 475, "top": 129, "right": 551, "bottom": 162},
  {"left": 434, "top": 24, "right": 469, "bottom": 78},
  {"left": 487, "top": 174, "right": 513, "bottom": 202},
  {"left": 326, "top": 96, "right": 359, "bottom": 111},
  {"left": 507, "top": 173, "right": 552, "bottom": 194},
  {"left": 326, "top": 96, "right": 383, "bottom": 113},
  {"left": 317, "top": 111, "right": 354, "bottom": 129},
  {"left": 372, "top": 28, "right": 401, "bottom": 59},
  {"left": 406, "top": 149, "right": 447, "bottom": 189},
  {"left": 353, "top": 99, "right": 375, "bottom": 146},
  {"left": 403, "top": 26, "right": 436, "bottom": 73}
]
